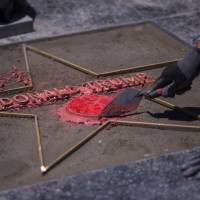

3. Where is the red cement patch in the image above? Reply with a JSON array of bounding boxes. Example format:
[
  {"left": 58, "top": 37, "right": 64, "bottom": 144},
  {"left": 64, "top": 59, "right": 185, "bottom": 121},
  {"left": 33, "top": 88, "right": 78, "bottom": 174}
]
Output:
[
  {"left": 57, "top": 95, "right": 114, "bottom": 125},
  {"left": 67, "top": 95, "right": 113, "bottom": 117}
]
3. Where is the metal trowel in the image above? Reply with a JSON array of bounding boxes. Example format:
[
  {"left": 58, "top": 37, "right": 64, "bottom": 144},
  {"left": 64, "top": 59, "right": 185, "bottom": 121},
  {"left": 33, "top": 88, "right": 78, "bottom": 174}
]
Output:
[{"left": 100, "top": 87, "right": 144, "bottom": 117}]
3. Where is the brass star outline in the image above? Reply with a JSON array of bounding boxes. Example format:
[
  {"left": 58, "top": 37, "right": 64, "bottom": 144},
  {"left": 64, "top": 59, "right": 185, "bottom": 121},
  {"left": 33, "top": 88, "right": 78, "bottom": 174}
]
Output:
[{"left": 0, "top": 44, "right": 199, "bottom": 175}]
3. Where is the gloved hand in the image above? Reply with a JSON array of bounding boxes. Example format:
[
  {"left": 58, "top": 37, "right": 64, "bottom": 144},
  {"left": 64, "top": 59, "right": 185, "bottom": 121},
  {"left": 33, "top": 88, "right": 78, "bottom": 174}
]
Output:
[
  {"left": 181, "top": 154, "right": 200, "bottom": 179},
  {"left": 147, "top": 48, "right": 200, "bottom": 98}
]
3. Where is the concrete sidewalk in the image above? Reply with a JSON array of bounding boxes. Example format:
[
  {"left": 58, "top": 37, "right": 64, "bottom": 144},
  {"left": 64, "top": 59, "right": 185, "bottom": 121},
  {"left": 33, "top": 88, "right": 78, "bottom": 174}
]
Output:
[{"left": 0, "top": 0, "right": 200, "bottom": 45}]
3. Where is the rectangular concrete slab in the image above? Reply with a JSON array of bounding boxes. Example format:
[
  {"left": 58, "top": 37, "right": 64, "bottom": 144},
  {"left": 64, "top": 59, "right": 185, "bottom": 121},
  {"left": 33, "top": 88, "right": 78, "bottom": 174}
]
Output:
[
  {"left": 0, "top": 16, "right": 34, "bottom": 39},
  {"left": 1, "top": 22, "right": 199, "bottom": 191},
  {"left": 26, "top": 22, "right": 188, "bottom": 75}
]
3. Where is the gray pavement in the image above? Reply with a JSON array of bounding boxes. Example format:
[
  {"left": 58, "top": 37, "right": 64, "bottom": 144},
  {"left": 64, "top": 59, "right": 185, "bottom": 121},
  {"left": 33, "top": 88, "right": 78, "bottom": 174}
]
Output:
[
  {"left": 0, "top": 0, "right": 200, "bottom": 45},
  {"left": 1, "top": 148, "right": 200, "bottom": 200}
]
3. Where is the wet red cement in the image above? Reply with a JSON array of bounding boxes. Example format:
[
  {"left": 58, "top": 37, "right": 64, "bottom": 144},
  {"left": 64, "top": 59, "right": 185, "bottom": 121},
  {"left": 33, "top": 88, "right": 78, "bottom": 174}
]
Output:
[
  {"left": 57, "top": 95, "right": 114, "bottom": 125},
  {"left": 57, "top": 106, "right": 105, "bottom": 125},
  {"left": 67, "top": 95, "right": 113, "bottom": 117}
]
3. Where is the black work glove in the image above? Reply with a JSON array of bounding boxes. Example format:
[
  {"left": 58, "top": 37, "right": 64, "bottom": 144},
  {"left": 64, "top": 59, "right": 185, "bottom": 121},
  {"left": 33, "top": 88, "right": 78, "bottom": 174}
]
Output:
[
  {"left": 147, "top": 48, "right": 200, "bottom": 98},
  {"left": 181, "top": 154, "right": 200, "bottom": 179}
]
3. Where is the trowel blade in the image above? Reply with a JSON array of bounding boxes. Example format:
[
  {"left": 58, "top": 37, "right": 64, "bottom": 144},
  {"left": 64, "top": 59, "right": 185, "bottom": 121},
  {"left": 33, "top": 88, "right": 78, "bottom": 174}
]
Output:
[{"left": 100, "top": 87, "right": 143, "bottom": 117}]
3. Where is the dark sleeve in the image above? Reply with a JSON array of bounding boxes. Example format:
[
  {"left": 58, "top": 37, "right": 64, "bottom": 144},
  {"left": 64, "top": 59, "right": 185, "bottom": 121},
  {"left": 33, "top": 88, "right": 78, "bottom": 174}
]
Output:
[{"left": 178, "top": 48, "right": 200, "bottom": 80}]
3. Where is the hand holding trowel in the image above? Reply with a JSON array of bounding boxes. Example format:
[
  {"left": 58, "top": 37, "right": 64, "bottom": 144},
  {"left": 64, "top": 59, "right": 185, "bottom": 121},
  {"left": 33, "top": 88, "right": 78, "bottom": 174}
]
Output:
[
  {"left": 100, "top": 49, "right": 199, "bottom": 118},
  {"left": 100, "top": 87, "right": 163, "bottom": 118}
]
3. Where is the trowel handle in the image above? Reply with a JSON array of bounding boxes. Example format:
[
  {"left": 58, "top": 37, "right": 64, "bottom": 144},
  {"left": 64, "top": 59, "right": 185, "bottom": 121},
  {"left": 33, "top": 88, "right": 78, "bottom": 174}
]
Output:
[{"left": 144, "top": 88, "right": 163, "bottom": 98}]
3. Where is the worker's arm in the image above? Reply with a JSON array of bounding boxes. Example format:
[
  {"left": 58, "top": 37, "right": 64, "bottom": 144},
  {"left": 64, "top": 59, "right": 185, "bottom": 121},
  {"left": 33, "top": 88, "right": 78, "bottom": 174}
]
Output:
[
  {"left": 147, "top": 37, "right": 200, "bottom": 179},
  {"left": 147, "top": 43, "right": 200, "bottom": 98}
]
